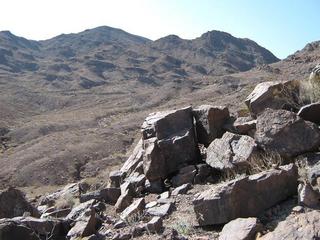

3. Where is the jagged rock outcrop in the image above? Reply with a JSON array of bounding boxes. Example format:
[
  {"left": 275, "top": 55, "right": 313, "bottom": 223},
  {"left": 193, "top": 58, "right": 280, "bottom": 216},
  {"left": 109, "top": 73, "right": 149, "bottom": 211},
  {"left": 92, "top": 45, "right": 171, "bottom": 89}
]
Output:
[
  {"left": 193, "top": 164, "right": 298, "bottom": 226},
  {"left": 255, "top": 109, "right": 320, "bottom": 158},
  {"left": 192, "top": 105, "right": 230, "bottom": 146},
  {"left": 206, "top": 132, "right": 257, "bottom": 171},
  {"left": 0, "top": 188, "right": 39, "bottom": 218},
  {"left": 245, "top": 80, "right": 299, "bottom": 116},
  {"left": 142, "top": 107, "right": 199, "bottom": 182}
]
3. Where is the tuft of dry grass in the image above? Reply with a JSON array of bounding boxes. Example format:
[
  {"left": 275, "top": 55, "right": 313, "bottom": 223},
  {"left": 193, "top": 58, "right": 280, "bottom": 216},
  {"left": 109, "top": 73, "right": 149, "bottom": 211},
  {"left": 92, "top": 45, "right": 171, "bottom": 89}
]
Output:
[{"left": 55, "top": 193, "right": 78, "bottom": 209}]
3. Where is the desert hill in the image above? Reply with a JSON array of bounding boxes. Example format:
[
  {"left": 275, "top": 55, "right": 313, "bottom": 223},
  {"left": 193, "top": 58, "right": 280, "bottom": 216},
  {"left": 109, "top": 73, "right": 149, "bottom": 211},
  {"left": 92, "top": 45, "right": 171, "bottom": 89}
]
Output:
[{"left": 2, "top": 25, "right": 317, "bottom": 188}]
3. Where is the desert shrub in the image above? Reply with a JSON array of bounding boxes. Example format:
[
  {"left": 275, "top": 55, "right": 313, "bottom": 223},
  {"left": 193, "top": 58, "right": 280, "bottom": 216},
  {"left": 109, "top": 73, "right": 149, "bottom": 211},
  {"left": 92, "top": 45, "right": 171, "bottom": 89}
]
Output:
[
  {"left": 55, "top": 193, "right": 77, "bottom": 209},
  {"left": 247, "top": 151, "right": 284, "bottom": 175},
  {"left": 172, "top": 219, "right": 194, "bottom": 236}
]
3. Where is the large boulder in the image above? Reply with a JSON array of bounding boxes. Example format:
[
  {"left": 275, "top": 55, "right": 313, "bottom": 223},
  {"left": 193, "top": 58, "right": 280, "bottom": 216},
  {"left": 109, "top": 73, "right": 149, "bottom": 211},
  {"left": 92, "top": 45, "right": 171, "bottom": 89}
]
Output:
[
  {"left": 245, "top": 80, "right": 299, "bottom": 116},
  {"left": 0, "top": 217, "right": 67, "bottom": 240},
  {"left": 260, "top": 210, "right": 320, "bottom": 240},
  {"left": 192, "top": 105, "right": 230, "bottom": 146},
  {"left": 255, "top": 109, "right": 320, "bottom": 158},
  {"left": 219, "top": 217, "right": 262, "bottom": 240},
  {"left": 142, "top": 107, "right": 198, "bottom": 182},
  {"left": 298, "top": 102, "right": 320, "bottom": 125},
  {"left": 0, "top": 188, "right": 39, "bottom": 218},
  {"left": 193, "top": 164, "right": 298, "bottom": 226},
  {"left": 206, "top": 132, "right": 257, "bottom": 171}
]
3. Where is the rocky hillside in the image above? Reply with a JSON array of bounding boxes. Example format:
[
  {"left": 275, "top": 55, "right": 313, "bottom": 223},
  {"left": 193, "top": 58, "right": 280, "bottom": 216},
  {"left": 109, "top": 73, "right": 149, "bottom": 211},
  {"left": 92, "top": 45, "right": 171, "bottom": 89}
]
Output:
[
  {"left": 0, "top": 26, "right": 280, "bottom": 187},
  {"left": 0, "top": 78, "right": 319, "bottom": 240}
]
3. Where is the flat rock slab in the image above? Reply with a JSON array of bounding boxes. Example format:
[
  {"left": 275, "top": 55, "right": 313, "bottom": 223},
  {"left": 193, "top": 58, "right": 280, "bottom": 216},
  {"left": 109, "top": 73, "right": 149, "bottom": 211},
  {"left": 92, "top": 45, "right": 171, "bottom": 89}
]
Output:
[
  {"left": 193, "top": 164, "right": 298, "bottom": 226},
  {"left": 146, "top": 203, "right": 174, "bottom": 217}
]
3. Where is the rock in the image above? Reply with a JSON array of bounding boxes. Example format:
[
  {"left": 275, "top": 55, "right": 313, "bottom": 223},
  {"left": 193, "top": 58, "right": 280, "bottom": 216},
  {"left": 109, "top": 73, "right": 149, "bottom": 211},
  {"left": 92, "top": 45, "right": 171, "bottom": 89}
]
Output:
[
  {"left": 115, "top": 189, "right": 133, "bottom": 213},
  {"left": 39, "top": 182, "right": 89, "bottom": 206},
  {"left": 159, "top": 191, "right": 170, "bottom": 199},
  {"left": 146, "top": 216, "right": 163, "bottom": 233},
  {"left": 0, "top": 221, "right": 38, "bottom": 240},
  {"left": 142, "top": 107, "right": 198, "bottom": 182},
  {"left": 146, "top": 203, "right": 174, "bottom": 217},
  {"left": 206, "top": 132, "right": 257, "bottom": 171},
  {"left": 255, "top": 109, "right": 320, "bottom": 158},
  {"left": 157, "top": 198, "right": 175, "bottom": 205},
  {"left": 219, "top": 217, "right": 262, "bottom": 240},
  {"left": 146, "top": 201, "right": 157, "bottom": 209},
  {"left": 124, "top": 174, "right": 146, "bottom": 193},
  {"left": 245, "top": 80, "right": 299, "bottom": 116},
  {"left": 67, "top": 208, "right": 100, "bottom": 239},
  {"left": 194, "top": 164, "right": 216, "bottom": 184},
  {"left": 193, "top": 164, "right": 298, "bottom": 226},
  {"left": 308, "top": 162, "right": 320, "bottom": 186},
  {"left": 145, "top": 179, "right": 164, "bottom": 193},
  {"left": 232, "top": 117, "right": 256, "bottom": 136},
  {"left": 112, "top": 232, "right": 132, "bottom": 240},
  {"left": 192, "top": 105, "right": 230, "bottom": 146},
  {"left": 114, "top": 220, "right": 126, "bottom": 229},
  {"left": 100, "top": 187, "right": 121, "bottom": 205},
  {"left": 298, "top": 102, "right": 320, "bottom": 125},
  {"left": 0, "top": 217, "right": 66, "bottom": 239},
  {"left": 171, "top": 183, "right": 192, "bottom": 196},
  {"left": 80, "top": 190, "right": 102, "bottom": 203},
  {"left": 260, "top": 210, "right": 320, "bottom": 240},
  {"left": 79, "top": 187, "right": 120, "bottom": 205},
  {"left": 298, "top": 182, "right": 320, "bottom": 208},
  {"left": 109, "top": 171, "right": 126, "bottom": 188},
  {"left": 120, "top": 198, "right": 145, "bottom": 220},
  {"left": 66, "top": 199, "right": 95, "bottom": 221},
  {"left": 0, "top": 187, "right": 39, "bottom": 218},
  {"left": 41, "top": 208, "right": 71, "bottom": 218},
  {"left": 291, "top": 205, "right": 304, "bottom": 213},
  {"left": 171, "top": 165, "right": 197, "bottom": 187},
  {"left": 120, "top": 139, "right": 144, "bottom": 176}
]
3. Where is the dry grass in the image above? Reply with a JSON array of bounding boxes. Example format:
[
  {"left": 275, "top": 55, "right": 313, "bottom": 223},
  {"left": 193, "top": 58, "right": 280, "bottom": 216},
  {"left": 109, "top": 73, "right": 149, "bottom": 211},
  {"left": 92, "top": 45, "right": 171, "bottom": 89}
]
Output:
[{"left": 55, "top": 193, "right": 78, "bottom": 209}]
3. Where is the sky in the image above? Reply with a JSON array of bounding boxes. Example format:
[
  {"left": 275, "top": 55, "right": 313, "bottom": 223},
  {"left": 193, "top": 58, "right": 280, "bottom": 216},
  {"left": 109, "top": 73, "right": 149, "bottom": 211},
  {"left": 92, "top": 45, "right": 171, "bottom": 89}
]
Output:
[{"left": 0, "top": 0, "right": 319, "bottom": 59}]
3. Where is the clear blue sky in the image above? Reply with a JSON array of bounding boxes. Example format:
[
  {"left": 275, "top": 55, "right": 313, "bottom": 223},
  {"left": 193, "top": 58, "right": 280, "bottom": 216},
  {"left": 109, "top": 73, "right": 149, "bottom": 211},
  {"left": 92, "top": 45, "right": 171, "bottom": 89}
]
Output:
[{"left": 0, "top": 0, "right": 319, "bottom": 59}]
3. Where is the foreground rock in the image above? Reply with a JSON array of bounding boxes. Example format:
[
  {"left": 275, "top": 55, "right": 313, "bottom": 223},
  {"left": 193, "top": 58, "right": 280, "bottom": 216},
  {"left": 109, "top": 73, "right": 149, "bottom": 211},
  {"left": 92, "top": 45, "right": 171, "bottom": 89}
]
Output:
[
  {"left": 193, "top": 164, "right": 298, "bottom": 226},
  {"left": 206, "top": 132, "right": 257, "bottom": 171},
  {"left": 0, "top": 217, "right": 67, "bottom": 240},
  {"left": 261, "top": 210, "right": 320, "bottom": 240},
  {"left": 192, "top": 105, "right": 230, "bottom": 146},
  {"left": 298, "top": 102, "right": 320, "bottom": 125},
  {"left": 0, "top": 187, "right": 39, "bottom": 218},
  {"left": 255, "top": 109, "right": 320, "bottom": 158},
  {"left": 245, "top": 80, "right": 299, "bottom": 116},
  {"left": 219, "top": 217, "right": 262, "bottom": 240},
  {"left": 142, "top": 107, "right": 199, "bottom": 182},
  {"left": 298, "top": 182, "right": 320, "bottom": 208}
]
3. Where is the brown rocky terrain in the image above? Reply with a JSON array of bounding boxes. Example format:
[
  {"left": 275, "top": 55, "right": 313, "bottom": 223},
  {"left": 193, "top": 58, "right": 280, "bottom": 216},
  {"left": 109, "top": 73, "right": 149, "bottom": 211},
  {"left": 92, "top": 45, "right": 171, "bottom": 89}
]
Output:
[
  {"left": 0, "top": 77, "right": 320, "bottom": 239},
  {"left": 0, "top": 26, "right": 282, "bottom": 188},
  {"left": 1, "top": 26, "right": 320, "bottom": 240}
]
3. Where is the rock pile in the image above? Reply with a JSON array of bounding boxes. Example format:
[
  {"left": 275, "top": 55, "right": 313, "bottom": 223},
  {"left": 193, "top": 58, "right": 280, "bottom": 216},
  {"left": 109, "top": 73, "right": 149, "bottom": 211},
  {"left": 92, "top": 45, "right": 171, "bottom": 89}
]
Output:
[{"left": 1, "top": 76, "right": 320, "bottom": 239}]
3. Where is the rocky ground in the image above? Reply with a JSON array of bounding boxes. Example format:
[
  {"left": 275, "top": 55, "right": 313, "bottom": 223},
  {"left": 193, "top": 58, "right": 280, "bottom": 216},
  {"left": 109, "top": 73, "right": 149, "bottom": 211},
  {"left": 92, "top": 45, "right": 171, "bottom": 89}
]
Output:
[{"left": 1, "top": 76, "right": 320, "bottom": 239}]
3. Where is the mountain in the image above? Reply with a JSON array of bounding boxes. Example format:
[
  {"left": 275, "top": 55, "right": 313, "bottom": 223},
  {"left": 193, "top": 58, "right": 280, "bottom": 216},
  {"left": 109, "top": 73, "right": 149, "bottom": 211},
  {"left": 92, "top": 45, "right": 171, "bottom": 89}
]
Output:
[{"left": 0, "top": 26, "right": 283, "bottom": 188}]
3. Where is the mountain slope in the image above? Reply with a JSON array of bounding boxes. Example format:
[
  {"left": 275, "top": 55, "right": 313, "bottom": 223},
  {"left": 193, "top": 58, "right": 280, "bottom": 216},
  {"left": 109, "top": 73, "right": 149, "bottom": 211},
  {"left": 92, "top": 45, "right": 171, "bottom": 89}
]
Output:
[{"left": 0, "top": 26, "right": 282, "bottom": 188}]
